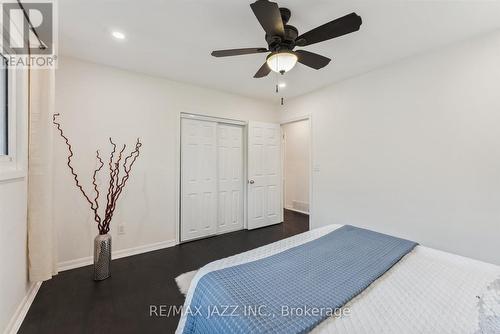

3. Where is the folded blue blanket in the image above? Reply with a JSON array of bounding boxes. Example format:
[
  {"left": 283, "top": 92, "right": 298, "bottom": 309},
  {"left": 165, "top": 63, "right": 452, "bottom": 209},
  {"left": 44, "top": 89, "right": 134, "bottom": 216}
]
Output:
[{"left": 182, "top": 225, "right": 417, "bottom": 334}]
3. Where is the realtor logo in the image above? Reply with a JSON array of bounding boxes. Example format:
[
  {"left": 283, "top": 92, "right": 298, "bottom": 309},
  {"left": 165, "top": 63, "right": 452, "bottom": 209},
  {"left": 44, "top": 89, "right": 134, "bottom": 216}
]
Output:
[{"left": 1, "top": 0, "right": 57, "bottom": 68}]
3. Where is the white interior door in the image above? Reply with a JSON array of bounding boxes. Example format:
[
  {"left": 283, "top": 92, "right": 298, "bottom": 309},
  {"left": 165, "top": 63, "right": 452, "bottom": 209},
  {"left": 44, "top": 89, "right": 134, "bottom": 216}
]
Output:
[
  {"left": 247, "top": 121, "right": 282, "bottom": 230},
  {"left": 217, "top": 124, "right": 244, "bottom": 233},
  {"left": 181, "top": 118, "right": 217, "bottom": 241}
]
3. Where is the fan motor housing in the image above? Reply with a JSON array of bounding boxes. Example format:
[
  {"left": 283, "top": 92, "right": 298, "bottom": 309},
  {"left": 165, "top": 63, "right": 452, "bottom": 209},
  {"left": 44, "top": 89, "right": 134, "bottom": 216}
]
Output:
[{"left": 265, "top": 8, "right": 299, "bottom": 52}]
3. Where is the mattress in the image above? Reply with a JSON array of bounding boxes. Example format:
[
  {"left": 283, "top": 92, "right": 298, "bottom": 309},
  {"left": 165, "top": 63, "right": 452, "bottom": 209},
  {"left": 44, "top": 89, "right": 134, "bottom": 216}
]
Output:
[{"left": 176, "top": 225, "right": 500, "bottom": 334}]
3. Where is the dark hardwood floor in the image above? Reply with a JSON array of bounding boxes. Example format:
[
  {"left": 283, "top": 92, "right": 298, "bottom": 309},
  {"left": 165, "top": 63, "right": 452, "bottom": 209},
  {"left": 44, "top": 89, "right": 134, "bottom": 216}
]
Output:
[{"left": 19, "top": 209, "right": 308, "bottom": 334}]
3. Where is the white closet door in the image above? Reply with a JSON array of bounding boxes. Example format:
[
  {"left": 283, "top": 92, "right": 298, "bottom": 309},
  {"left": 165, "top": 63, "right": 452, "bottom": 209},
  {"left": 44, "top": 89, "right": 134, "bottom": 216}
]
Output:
[
  {"left": 217, "top": 124, "right": 244, "bottom": 233},
  {"left": 181, "top": 118, "right": 217, "bottom": 242},
  {"left": 247, "top": 121, "right": 282, "bottom": 230}
]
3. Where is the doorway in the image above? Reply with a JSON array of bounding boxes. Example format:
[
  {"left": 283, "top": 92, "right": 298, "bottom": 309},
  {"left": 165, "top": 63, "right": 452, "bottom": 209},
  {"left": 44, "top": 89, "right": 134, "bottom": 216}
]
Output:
[{"left": 281, "top": 119, "right": 311, "bottom": 217}]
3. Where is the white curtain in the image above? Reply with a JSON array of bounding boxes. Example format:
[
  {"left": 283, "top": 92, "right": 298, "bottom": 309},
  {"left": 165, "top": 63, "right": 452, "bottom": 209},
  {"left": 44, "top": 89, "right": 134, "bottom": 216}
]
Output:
[{"left": 27, "top": 67, "right": 58, "bottom": 282}]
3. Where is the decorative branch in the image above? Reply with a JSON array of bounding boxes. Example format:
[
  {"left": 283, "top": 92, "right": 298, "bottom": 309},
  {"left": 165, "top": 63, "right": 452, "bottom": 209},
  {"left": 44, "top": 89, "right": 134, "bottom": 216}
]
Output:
[
  {"left": 53, "top": 114, "right": 98, "bottom": 211},
  {"left": 92, "top": 150, "right": 104, "bottom": 228},
  {"left": 101, "top": 138, "right": 142, "bottom": 233},
  {"left": 53, "top": 113, "right": 143, "bottom": 235}
]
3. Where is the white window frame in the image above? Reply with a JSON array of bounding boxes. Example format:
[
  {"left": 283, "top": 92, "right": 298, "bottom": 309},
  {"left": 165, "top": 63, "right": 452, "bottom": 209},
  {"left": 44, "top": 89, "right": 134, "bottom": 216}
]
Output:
[
  {"left": 0, "top": 1, "right": 25, "bottom": 181},
  {"left": 0, "top": 59, "right": 16, "bottom": 161},
  {"left": 0, "top": 53, "right": 21, "bottom": 180}
]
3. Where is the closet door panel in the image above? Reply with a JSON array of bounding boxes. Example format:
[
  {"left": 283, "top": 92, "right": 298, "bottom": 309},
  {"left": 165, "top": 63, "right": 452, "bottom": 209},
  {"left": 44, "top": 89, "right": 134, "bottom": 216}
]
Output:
[
  {"left": 217, "top": 124, "right": 244, "bottom": 233},
  {"left": 181, "top": 119, "right": 217, "bottom": 242}
]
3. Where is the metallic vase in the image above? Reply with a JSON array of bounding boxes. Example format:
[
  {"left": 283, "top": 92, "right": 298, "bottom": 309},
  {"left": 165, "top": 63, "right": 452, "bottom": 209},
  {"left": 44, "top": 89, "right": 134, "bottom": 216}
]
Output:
[{"left": 94, "top": 234, "right": 111, "bottom": 281}]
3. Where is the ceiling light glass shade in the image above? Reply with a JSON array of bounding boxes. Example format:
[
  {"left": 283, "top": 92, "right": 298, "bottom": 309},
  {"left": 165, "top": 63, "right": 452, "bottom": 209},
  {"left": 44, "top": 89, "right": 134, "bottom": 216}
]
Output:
[{"left": 266, "top": 51, "right": 298, "bottom": 74}]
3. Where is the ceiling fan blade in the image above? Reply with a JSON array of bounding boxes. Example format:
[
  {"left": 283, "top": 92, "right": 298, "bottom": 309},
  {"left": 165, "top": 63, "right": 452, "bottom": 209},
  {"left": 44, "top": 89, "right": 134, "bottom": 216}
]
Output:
[
  {"left": 211, "top": 48, "right": 268, "bottom": 57},
  {"left": 296, "top": 12, "right": 362, "bottom": 47},
  {"left": 295, "top": 50, "right": 331, "bottom": 70},
  {"left": 250, "top": 0, "right": 285, "bottom": 37},
  {"left": 254, "top": 62, "right": 271, "bottom": 78}
]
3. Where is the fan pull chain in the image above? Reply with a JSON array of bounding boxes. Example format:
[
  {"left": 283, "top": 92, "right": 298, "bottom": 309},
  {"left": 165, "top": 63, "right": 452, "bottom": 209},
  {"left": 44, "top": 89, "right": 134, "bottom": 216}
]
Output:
[
  {"left": 274, "top": 71, "right": 285, "bottom": 105},
  {"left": 275, "top": 71, "right": 279, "bottom": 93}
]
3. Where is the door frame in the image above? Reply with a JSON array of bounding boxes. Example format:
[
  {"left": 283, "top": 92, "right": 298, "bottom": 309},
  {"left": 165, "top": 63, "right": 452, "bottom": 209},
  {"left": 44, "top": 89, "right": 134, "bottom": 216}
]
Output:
[
  {"left": 280, "top": 115, "right": 313, "bottom": 228},
  {"left": 176, "top": 112, "right": 249, "bottom": 244}
]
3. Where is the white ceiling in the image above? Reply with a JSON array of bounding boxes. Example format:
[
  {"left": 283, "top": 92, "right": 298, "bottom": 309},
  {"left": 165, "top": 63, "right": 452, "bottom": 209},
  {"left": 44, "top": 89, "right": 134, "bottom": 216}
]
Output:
[{"left": 59, "top": 0, "right": 500, "bottom": 101}]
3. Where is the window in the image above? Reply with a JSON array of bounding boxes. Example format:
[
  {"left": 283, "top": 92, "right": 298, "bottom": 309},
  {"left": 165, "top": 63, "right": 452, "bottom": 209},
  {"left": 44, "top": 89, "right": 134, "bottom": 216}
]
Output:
[{"left": 0, "top": 54, "right": 7, "bottom": 156}]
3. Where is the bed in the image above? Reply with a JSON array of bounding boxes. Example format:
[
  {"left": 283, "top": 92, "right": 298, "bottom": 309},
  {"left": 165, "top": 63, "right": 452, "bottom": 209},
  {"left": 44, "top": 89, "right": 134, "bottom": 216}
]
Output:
[{"left": 176, "top": 224, "right": 500, "bottom": 334}]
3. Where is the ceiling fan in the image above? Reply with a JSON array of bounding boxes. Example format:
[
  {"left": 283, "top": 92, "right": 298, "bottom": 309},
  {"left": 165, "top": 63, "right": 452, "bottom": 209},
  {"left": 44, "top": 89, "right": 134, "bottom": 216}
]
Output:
[{"left": 211, "top": 0, "right": 362, "bottom": 78}]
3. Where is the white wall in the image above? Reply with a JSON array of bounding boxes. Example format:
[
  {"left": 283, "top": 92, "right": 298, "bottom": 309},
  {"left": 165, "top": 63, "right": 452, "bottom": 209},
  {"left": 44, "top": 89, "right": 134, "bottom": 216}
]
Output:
[
  {"left": 0, "top": 69, "right": 30, "bottom": 334},
  {"left": 282, "top": 120, "right": 310, "bottom": 213},
  {"left": 0, "top": 179, "right": 29, "bottom": 333},
  {"left": 280, "top": 31, "right": 500, "bottom": 265},
  {"left": 54, "top": 57, "right": 279, "bottom": 266}
]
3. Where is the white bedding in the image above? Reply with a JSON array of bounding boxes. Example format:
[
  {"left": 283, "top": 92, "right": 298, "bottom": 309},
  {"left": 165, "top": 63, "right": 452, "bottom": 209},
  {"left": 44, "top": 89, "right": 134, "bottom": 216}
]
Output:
[{"left": 176, "top": 225, "right": 500, "bottom": 334}]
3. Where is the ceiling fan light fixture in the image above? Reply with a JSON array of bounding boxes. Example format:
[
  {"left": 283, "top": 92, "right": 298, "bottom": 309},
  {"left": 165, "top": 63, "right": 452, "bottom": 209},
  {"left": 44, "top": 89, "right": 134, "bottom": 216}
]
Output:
[
  {"left": 266, "top": 51, "right": 297, "bottom": 74},
  {"left": 210, "top": 2, "right": 361, "bottom": 79}
]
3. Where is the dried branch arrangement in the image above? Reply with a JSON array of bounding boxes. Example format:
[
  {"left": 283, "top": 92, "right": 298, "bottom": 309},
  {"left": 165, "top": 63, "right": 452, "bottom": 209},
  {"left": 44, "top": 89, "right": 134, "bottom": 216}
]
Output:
[{"left": 53, "top": 113, "right": 143, "bottom": 235}]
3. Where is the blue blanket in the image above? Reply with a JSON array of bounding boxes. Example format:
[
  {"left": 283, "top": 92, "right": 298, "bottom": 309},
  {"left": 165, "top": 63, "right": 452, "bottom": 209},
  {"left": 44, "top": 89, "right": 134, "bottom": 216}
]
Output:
[{"left": 182, "top": 225, "right": 417, "bottom": 334}]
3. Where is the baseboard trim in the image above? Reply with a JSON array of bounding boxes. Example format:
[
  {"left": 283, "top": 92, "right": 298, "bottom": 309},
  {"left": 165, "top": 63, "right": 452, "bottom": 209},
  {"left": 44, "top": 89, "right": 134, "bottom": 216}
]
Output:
[
  {"left": 57, "top": 239, "right": 177, "bottom": 272},
  {"left": 5, "top": 281, "right": 42, "bottom": 334},
  {"left": 285, "top": 207, "right": 310, "bottom": 215}
]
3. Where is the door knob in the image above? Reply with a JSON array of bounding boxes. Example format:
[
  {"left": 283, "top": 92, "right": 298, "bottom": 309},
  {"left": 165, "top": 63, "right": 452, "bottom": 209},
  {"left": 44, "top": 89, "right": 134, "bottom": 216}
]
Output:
[{"left": 248, "top": 180, "right": 255, "bottom": 184}]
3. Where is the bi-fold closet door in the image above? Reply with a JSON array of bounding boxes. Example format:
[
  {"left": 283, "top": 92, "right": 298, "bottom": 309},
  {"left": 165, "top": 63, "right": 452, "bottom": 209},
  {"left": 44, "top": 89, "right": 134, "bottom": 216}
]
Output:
[{"left": 181, "top": 118, "right": 244, "bottom": 242}]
